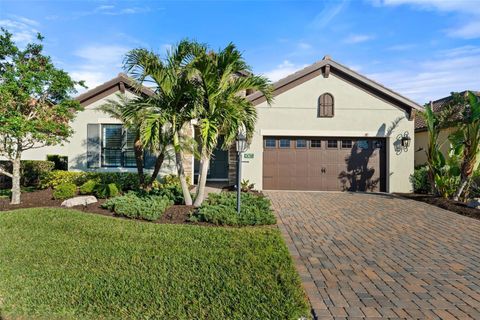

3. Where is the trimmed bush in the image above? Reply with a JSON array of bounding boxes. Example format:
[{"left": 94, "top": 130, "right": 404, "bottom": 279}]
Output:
[
  {"left": 79, "top": 179, "right": 98, "bottom": 195},
  {"left": 152, "top": 174, "right": 188, "bottom": 204},
  {"left": 0, "top": 160, "right": 55, "bottom": 188},
  {"left": 191, "top": 192, "right": 276, "bottom": 226},
  {"left": 40, "top": 171, "right": 148, "bottom": 191},
  {"left": 46, "top": 155, "right": 68, "bottom": 171},
  {"left": 102, "top": 192, "right": 173, "bottom": 221},
  {"left": 21, "top": 160, "right": 55, "bottom": 187},
  {"left": 53, "top": 183, "right": 77, "bottom": 200},
  {"left": 410, "top": 165, "right": 431, "bottom": 194},
  {"left": 94, "top": 183, "right": 120, "bottom": 199}
]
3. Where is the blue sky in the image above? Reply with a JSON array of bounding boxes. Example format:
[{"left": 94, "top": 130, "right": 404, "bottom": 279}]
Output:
[{"left": 1, "top": 0, "right": 479, "bottom": 103}]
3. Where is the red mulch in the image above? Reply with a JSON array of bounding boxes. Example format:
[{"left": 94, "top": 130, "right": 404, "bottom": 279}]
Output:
[
  {"left": 0, "top": 189, "right": 205, "bottom": 225},
  {"left": 398, "top": 193, "right": 480, "bottom": 220}
]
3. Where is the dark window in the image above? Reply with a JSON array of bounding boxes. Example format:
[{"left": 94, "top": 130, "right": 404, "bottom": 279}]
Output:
[
  {"left": 318, "top": 93, "right": 334, "bottom": 118},
  {"left": 102, "top": 124, "right": 122, "bottom": 167},
  {"left": 296, "top": 139, "right": 307, "bottom": 148},
  {"left": 310, "top": 139, "right": 322, "bottom": 148},
  {"left": 327, "top": 140, "right": 338, "bottom": 149},
  {"left": 123, "top": 130, "right": 137, "bottom": 167},
  {"left": 279, "top": 138, "right": 290, "bottom": 148},
  {"left": 101, "top": 124, "right": 136, "bottom": 167},
  {"left": 341, "top": 140, "right": 353, "bottom": 149},
  {"left": 265, "top": 138, "right": 276, "bottom": 148}
]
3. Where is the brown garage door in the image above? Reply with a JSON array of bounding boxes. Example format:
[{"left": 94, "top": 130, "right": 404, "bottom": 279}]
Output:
[{"left": 263, "top": 137, "right": 386, "bottom": 192}]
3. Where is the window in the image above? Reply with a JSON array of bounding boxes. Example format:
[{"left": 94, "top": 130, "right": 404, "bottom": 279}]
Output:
[
  {"left": 102, "top": 124, "right": 122, "bottom": 167},
  {"left": 101, "top": 124, "right": 136, "bottom": 167},
  {"left": 296, "top": 139, "right": 307, "bottom": 148},
  {"left": 341, "top": 140, "right": 353, "bottom": 149},
  {"left": 123, "top": 130, "right": 137, "bottom": 167},
  {"left": 279, "top": 138, "right": 290, "bottom": 148},
  {"left": 265, "top": 138, "right": 276, "bottom": 148},
  {"left": 327, "top": 140, "right": 338, "bottom": 149},
  {"left": 310, "top": 139, "right": 322, "bottom": 148},
  {"left": 318, "top": 93, "right": 334, "bottom": 118}
]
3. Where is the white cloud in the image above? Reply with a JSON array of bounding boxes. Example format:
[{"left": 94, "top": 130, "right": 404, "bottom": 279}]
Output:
[
  {"left": 371, "top": 0, "right": 480, "bottom": 38},
  {"left": 344, "top": 34, "right": 375, "bottom": 44},
  {"left": 0, "top": 17, "right": 39, "bottom": 44},
  {"left": 447, "top": 21, "right": 480, "bottom": 39},
  {"left": 70, "top": 44, "right": 131, "bottom": 92},
  {"left": 366, "top": 46, "right": 480, "bottom": 103},
  {"left": 386, "top": 43, "right": 416, "bottom": 51},
  {"left": 310, "top": 0, "right": 348, "bottom": 29},
  {"left": 262, "top": 60, "right": 308, "bottom": 82}
]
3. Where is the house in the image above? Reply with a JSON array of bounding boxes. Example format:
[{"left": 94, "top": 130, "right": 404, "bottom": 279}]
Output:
[
  {"left": 23, "top": 56, "right": 422, "bottom": 193},
  {"left": 414, "top": 91, "right": 480, "bottom": 167}
]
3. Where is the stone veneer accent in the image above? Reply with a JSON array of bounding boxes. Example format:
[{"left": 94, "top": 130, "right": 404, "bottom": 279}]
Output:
[{"left": 228, "top": 144, "right": 237, "bottom": 186}]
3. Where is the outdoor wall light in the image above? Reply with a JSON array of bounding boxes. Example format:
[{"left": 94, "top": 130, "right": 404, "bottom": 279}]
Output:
[
  {"left": 236, "top": 132, "right": 248, "bottom": 153},
  {"left": 401, "top": 132, "right": 411, "bottom": 149}
]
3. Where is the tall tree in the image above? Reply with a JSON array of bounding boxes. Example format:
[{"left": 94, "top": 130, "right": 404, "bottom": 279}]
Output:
[
  {"left": 191, "top": 43, "right": 273, "bottom": 207},
  {"left": 123, "top": 41, "right": 203, "bottom": 204},
  {"left": 0, "top": 28, "right": 83, "bottom": 204}
]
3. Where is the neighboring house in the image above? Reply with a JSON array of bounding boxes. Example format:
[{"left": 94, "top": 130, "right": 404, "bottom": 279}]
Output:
[
  {"left": 414, "top": 91, "right": 480, "bottom": 166},
  {"left": 23, "top": 56, "right": 422, "bottom": 193}
]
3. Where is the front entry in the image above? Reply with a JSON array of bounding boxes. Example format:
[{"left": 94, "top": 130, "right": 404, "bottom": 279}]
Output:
[
  {"left": 262, "top": 136, "right": 386, "bottom": 192},
  {"left": 194, "top": 135, "right": 229, "bottom": 183},
  {"left": 208, "top": 137, "right": 229, "bottom": 180}
]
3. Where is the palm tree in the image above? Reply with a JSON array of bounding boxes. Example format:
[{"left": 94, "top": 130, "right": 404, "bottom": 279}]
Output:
[
  {"left": 451, "top": 92, "right": 480, "bottom": 200},
  {"left": 191, "top": 43, "right": 273, "bottom": 207},
  {"left": 122, "top": 41, "right": 204, "bottom": 204}
]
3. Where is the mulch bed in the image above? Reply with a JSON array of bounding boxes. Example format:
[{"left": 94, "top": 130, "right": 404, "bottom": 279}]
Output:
[
  {"left": 398, "top": 193, "right": 480, "bottom": 220},
  {"left": 0, "top": 188, "right": 203, "bottom": 225}
]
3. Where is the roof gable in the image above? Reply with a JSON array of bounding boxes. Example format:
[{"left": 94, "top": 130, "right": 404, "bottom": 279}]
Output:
[
  {"left": 75, "top": 73, "right": 154, "bottom": 107},
  {"left": 248, "top": 56, "right": 423, "bottom": 119}
]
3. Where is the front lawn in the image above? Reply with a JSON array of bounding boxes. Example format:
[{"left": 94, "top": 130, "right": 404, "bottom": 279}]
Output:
[{"left": 0, "top": 208, "right": 309, "bottom": 319}]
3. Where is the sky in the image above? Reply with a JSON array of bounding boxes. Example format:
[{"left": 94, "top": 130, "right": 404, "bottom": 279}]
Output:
[{"left": 1, "top": 0, "right": 479, "bottom": 104}]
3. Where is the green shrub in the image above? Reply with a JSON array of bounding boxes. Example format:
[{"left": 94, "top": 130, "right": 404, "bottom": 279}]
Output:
[
  {"left": 46, "top": 154, "right": 68, "bottom": 171},
  {"left": 102, "top": 192, "right": 173, "bottom": 221},
  {"left": 410, "top": 165, "right": 431, "bottom": 194},
  {"left": 79, "top": 179, "right": 98, "bottom": 195},
  {"left": 53, "top": 182, "right": 77, "bottom": 200},
  {"left": 40, "top": 171, "right": 149, "bottom": 191},
  {"left": 191, "top": 192, "right": 276, "bottom": 226},
  {"left": 21, "top": 160, "right": 55, "bottom": 187},
  {"left": 94, "top": 183, "right": 120, "bottom": 199},
  {"left": 151, "top": 174, "right": 188, "bottom": 204},
  {"left": 0, "top": 160, "right": 54, "bottom": 188}
]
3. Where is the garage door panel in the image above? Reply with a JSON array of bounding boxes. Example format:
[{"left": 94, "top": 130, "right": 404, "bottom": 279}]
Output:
[{"left": 263, "top": 137, "right": 386, "bottom": 192}]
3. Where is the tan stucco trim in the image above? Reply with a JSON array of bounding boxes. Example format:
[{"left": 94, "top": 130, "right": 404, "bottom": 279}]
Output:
[
  {"left": 75, "top": 73, "right": 154, "bottom": 107},
  {"left": 249, "top": 57, "right": 423, "bottom": 114}
]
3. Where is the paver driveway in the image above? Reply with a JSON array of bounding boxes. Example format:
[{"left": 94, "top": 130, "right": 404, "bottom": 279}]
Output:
[{"left": 266, "top": 191, "right": 480, "bottom": 319}]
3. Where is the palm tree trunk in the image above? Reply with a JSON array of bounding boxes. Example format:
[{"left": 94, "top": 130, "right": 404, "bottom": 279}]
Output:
[
  {"left": 193, "top": 154, "right": 210, "bottom": 207},
  {"left": 134, "top": 138, "right": 145, "bottom": 188},
  {"left": 173, "top": 131, "right": 192, "bottom": 205},
  {"left": 454, "top": 177, "right": 468, "bottom": 201},
  {"left": 10, "top": 154, "right": 21, "bottom": 205},
  {"left": 146, "top": 152, "right": 165, "bottom": 190}
]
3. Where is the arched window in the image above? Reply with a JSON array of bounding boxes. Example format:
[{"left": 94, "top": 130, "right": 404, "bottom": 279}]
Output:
[{"left": 318, "top": 93, "right": 334, "bottom": 118}]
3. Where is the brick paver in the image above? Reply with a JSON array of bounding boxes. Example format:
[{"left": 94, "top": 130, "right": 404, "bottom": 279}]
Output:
[{"left": 266, "top": 191, "right": 480, "bottom": 319}]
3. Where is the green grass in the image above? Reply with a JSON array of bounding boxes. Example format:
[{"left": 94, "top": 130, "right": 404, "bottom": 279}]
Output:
[{"left": 0, "top": 208, "right": 310, "bottom": 320}]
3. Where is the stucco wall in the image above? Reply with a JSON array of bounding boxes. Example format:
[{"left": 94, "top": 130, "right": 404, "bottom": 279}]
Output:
[
  {"left": 241, "top": 73, "right": 415, "bottom": 193},
  {"left": 22, "top": 91, "right": 179, "bottom": 178},
  {"left": 414, "top": 128, "right": 453, "bottom": 166}
]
